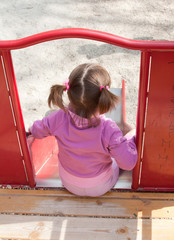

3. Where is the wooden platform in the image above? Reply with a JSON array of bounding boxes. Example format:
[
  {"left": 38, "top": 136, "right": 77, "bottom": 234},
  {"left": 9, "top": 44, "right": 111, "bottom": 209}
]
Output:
[{"left": 0, "top": 188, "right": 174, "bottom": 239}]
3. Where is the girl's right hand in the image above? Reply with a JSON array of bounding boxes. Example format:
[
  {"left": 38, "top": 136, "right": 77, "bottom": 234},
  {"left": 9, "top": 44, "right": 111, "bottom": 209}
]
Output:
[{"left": 118, "top": 121, "right": 133, "bottom": 136}]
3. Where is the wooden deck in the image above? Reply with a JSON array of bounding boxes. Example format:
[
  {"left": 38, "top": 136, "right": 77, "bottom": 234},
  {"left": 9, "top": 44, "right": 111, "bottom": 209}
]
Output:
[{"left": 0, "top": 189, "right": 174, "bottom": 239}]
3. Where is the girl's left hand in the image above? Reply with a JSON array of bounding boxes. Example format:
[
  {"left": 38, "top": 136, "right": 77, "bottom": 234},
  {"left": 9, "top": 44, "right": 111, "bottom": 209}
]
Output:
[{"left": 27, "top": 135, "right": 35, "bottom": 148}]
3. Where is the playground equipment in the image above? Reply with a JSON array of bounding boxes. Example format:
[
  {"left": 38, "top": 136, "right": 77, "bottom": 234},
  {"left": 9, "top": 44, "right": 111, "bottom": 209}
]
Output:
[{"left": 0, "top": 28, "right": 174, "bottom": 191}]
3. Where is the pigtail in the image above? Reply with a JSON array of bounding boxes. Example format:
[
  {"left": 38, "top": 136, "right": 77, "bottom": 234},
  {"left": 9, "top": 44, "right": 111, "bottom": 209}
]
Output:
[
  {"left": 98, "top": 88, "right": 119, "bottom": 114},
  {"left": 48, "top": 84, "right": 67, "bottom": 111}
]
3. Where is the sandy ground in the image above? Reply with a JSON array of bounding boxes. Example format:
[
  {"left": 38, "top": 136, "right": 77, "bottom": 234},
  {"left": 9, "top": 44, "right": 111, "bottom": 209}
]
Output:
[{"left": 0, "top": 0, "right": 174, "bottom": 129}]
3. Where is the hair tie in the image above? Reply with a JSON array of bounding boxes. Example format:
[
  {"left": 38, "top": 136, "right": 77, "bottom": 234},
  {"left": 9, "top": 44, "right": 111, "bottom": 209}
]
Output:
[
  {"left": 64, "top": 79, "right": 70, "bottom": 91},
  {"left": 100, "top": 85, "right": 109, "bottom": 91}
]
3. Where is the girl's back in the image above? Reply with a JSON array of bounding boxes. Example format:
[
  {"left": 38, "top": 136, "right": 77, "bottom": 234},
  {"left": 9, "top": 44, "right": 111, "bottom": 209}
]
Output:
[{"left": 30, "top": 63, "right": 137, "bottom": 196}]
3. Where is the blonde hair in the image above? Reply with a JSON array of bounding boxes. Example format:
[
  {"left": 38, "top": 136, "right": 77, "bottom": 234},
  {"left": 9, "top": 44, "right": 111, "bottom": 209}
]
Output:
[{"left": 48, "top": 63, "right": 119, "bottom": 126}]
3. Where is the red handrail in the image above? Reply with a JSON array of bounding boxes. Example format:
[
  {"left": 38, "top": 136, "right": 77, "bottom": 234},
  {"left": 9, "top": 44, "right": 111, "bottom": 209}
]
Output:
[{"left": 0, "top": 28, "right": 174, "bottom": 51}]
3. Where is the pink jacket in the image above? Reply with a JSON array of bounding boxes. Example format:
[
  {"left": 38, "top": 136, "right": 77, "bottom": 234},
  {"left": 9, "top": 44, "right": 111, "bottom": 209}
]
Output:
[{"left": 30, "top": 109, "right": 137, "bottom": 178}]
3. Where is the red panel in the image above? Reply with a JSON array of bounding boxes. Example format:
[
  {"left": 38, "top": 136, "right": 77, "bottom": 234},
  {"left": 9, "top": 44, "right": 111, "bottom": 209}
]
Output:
[
  {"left": 0, "top": 51, "right": 35, "bottom": 187},
  {"left": 139, "top": 52, "right": 174, "bottom": 188},
  {"left": 0, "top": 54, "right": 28, "bottom": 184},
  {"left": 132, "top": 52, "right": 151, "bottom": 190}
]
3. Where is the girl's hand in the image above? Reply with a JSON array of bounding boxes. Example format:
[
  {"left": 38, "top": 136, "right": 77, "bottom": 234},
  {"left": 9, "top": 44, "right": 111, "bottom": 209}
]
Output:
[
  {"left": 27, "top": 135, "right": 35, "bottom": 148},
  {"left": 26, "top": 131, "right": 31, "bottom": 137},
  {"left": 118, "top": 121, "right": 133, "bottom": 136}
]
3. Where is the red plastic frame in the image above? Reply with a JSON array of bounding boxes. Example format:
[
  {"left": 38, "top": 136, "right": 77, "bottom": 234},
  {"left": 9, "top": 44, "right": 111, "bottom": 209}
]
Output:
[
  {"left": 0, "top": 28, "right": 174, "bottom": 190},
  {"left": 0, "top": 28, "right": 174, "bottom": 51}
]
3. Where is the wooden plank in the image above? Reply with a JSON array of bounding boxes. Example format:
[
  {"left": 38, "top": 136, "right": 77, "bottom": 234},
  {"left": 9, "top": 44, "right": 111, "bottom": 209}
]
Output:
[
  {"left": 1, "top": 189, "right": 174, "bottom": 218},
  {"left": 1, "top": 188, "right": 174, "bottom": 200},
  {"left": 0, "top": 214, "right": 174, "bottom": 240}
]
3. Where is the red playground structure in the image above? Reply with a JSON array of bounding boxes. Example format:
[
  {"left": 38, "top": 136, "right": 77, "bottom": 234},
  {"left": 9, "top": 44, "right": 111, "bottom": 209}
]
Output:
[{"left": 0, "top": 28, "right": 174, "bottom": 191}]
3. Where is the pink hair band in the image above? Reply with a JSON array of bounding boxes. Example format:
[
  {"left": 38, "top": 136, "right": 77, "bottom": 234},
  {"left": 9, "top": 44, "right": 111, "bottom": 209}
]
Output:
[
  {"left": 100, "top": 85, "right": 109, "bottom": 91},
  {"left": 64, "top": 79, "right": 70, "bottom": 91}
]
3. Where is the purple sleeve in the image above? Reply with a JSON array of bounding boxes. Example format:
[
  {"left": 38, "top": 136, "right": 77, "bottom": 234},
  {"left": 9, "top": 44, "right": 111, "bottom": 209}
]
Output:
[
  {"left": 30, "top": 116, "right": 52, "bottom": 139},
  {"left": 30, "top": 110, "right": 63, "bottom": 139},
  {"left": 104, "top": 121, "right": 138, "bottom": 170}
]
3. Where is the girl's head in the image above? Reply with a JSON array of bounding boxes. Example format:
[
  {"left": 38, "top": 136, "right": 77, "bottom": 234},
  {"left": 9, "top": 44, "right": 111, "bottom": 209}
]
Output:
[{"left": 48, "top": 63, "right": 119, "bottom": 124}]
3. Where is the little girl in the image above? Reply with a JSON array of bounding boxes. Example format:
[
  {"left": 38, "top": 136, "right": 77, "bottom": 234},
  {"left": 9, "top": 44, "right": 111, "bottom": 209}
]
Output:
[{"left": 29, "top": 63, "right": 137, "bottom": 197}]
